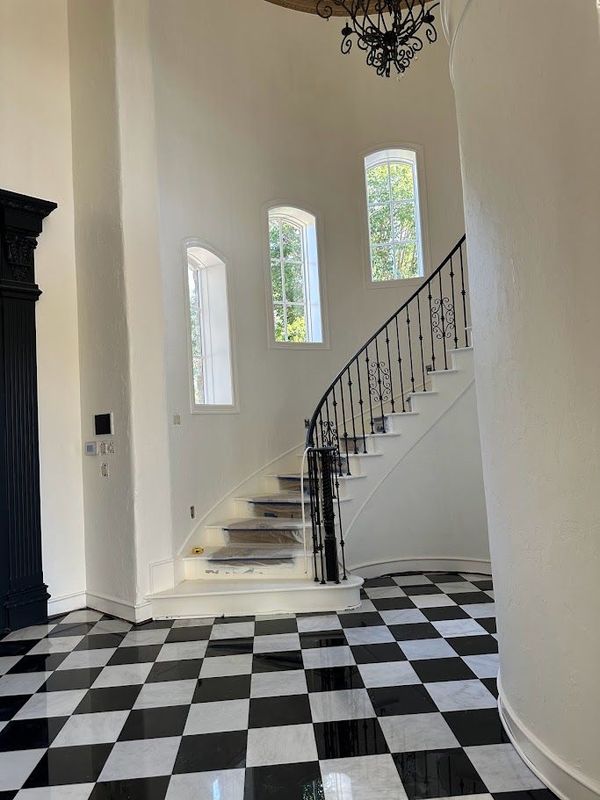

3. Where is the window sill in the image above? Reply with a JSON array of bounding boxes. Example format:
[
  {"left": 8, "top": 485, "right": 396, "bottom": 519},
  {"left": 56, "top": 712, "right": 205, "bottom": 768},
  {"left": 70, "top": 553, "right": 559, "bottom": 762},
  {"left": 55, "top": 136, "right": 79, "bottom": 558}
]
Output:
[
  {"left": 268, "top": 340, "right": 330, "bottom": 351},
  {"left": 366, "top": 276, "right": 425, "bottom": 290},
  {"left": 190, "top": 404, "right": 240, "bottom": 415}
]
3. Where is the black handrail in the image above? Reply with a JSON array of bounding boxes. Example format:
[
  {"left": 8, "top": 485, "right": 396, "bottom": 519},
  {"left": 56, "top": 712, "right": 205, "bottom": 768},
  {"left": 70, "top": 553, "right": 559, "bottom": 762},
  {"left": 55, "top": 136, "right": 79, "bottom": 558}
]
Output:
[{"left": 304, "top": 236, "right": 469, "bottom": 583}]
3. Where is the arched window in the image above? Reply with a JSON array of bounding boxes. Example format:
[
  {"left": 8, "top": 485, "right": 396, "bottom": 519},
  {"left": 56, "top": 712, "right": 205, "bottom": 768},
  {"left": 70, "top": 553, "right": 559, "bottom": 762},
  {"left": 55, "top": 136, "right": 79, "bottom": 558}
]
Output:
[
  {"left": 364, "top": 148, "right": 425, "bottom": 282},
  {"left": 268, "top": 206, "right": 324, "bottom": 345},
  {"left": 186, "top": 244, "right": 235, "bottom": 409}
]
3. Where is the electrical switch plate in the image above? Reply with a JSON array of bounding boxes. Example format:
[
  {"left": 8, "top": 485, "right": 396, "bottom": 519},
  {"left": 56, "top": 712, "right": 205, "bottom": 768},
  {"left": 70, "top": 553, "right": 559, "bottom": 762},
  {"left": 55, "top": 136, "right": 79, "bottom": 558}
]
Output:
[
  {"left": 101, "top": 463, "right": 109, "bottom": 478},
  {"left": 85, "top": 442, "right": 97, "bottom": 456}
]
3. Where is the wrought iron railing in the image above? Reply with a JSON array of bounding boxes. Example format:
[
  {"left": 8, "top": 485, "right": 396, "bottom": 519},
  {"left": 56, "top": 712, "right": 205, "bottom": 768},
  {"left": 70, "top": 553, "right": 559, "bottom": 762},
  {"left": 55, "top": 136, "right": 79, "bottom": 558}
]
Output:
[{"left": 305, "top": 235, "right": 469, "bottom": 584}]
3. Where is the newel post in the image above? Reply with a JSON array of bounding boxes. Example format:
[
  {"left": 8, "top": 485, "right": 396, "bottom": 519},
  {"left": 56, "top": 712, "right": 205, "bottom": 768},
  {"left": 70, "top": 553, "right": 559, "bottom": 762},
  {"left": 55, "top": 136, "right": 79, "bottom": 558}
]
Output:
[{"left": 0, "top": 189, "right": 57, "bottom": 631}]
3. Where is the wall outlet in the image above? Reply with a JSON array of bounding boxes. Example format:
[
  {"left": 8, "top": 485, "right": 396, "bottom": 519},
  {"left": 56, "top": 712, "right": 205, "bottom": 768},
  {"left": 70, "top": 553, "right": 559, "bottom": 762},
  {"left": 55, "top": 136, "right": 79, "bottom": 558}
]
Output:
[
  {"left": 101, "top": 463, "right": 109, "bottom": 478},
  {"left": 190, "top": 505, "right": 195, "bottom": 519},
  {"left": 173, "top": 414, "right": 182, "bottom": 426}
]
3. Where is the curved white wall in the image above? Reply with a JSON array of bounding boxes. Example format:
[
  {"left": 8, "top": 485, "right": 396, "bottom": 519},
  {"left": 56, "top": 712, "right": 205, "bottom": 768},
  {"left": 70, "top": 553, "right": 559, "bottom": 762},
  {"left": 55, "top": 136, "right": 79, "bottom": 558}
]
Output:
[
  {"left": 446, "top": 1, "right": 600, "bottom": 797},
  {"left": 148, "top": 0, "right": 466, "bottom": 552}
]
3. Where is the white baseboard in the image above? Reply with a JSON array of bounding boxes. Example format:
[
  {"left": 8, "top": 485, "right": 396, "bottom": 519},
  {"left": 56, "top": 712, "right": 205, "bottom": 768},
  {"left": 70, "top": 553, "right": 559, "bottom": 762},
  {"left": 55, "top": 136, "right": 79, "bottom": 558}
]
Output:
[
  {"left": 47, "top": 591, "right": 87, "bottom": 617},
  {"left": 86, "top": 591, "right": 152, "bottom": 624},
  {"left": 498, "top": 673, "right": 600, "bottom": 800},
  {"left": 349, "top": 556, "right": 492, "bottom": 578}
]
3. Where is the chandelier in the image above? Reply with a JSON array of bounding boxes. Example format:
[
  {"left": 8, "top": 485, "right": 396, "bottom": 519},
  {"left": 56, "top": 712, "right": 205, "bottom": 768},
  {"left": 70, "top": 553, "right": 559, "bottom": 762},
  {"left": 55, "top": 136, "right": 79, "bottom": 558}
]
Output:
[{"left": 266, "top": 1, "right": 440, "bottom": 78}]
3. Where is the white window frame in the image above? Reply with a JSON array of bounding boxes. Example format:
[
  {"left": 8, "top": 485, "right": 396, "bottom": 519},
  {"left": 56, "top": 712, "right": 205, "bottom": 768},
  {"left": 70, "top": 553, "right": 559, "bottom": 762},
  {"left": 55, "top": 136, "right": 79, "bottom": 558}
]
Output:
[
  {"left": 184, "top": 240, "right": 238, "bottom": 414},
  {"left": 265, "top": 204, "right": 329, "bottom": 350},
  {"left": 362, "top": 144, "right": 431, "bottom": 289}
]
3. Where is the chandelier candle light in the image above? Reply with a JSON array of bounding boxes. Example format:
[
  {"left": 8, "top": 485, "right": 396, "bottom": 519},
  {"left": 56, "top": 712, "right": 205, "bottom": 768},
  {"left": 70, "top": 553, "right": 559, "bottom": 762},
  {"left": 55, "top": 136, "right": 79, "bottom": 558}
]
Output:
[{"left": 266, "top": 0, "right": 440, "bottom": 77}]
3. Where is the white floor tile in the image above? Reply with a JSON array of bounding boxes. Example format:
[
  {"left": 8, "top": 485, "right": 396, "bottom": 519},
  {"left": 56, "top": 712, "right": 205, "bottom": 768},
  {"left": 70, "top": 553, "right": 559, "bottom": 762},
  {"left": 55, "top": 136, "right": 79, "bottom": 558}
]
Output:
[
  {"left": 156, "top": 640, "right": 207, "bottom": 662},
  {"left": 0, "top": 750, "right": 46, "bottom": 791},
  {"left": 364, "top": 587, "right": 407, "bottom": 599},
  {"left": 425, "top": 680, "right": 497, "bottom": 711},
  {"left": 27, "top": 637, "right": 83, "bottom": 655},
  {"left": 210, "top": 622, "right": 254, "bottom": 640},
  {"left": 14, "top": 689, "right": 87, "bottom": 720},
  {"left": 253, "top": 633, "right": 301, "bottom": 653},
  {"left": 297, "top": 615, "right": 342, "bottom": 633},
  {"left": 121, "top": 629, "right": 170, "bottom": 647},
  {"left": 134, "top": 679, "right": 196, "bottom": 709},
  {"left": 3, "top": 625, "right": 56, "bottom": 642},
  {"left": 93, "top": 662, "right": 153, "bottom": 688},
  {"left": 184, "top": 699, "right": 249, "bottom": 734},
  {"left": 251, "top": 670, "right": 307, "bottom": 698},
  {"left": 436, "top": 582, "right": 478, "bottom": 594},
  {"left": 465, "top": 744, "right": 545, "bottom": 792},
  {"left": 0, "top": 656, "right": 22, "bottom": 675},
  {"left": 379, "top": 712, "right": 460, "bottom": 753},
  {"left": 399, "top": 639, "right": 457, "bottom": 661},
  {"left": 462, "top": 603, "right": 496, "bottom": 619},
  {"left": 358, "top": 661, "right": 420, "bottom": 688},
  {"left": 302, "top": 646, "right": 356, "bottom": 669},
  {"left": 166, "top": 770, "right": 245, "bottom": 800},
  {"left": 51, "top": 710, "right": 129, "bottom": 747},
  {"left": 88, "top": 619, "right": 132, "bottom": 635},
  {"left": 16, "top": 784, "right": 95, "bottom": 799},
  {"left": 57, "top": 648, "right": 116, "bottom": 671},
  {"left": 62, "top": 610, "right": 103, "bottom": 623},
  {"left": 462, "top": 654, "right": 500, "bottom": 679},
  {"left": 199, "top": 654, "right": 253, "bottom": 678},
  {"left": 392, "top": 575, "right": 432, "bottom": 586},
  {"left": 340, "top": 600, "right": 377, "bottom": 614},
  {"left": 309, "top": 689, "right": 375, "bottom": 722},
  {"left": 321, "top": 754, "right": 409, "bottom": 800},
  {"left": 411, "top": 595, "right": 456, "bottom": 609},
  {"left": 0, "top": 672, "right": 51, "bottom": 696},
  {"left": 344, "top": 626, "right": 395, "bottom": 646},
  {"left": 99, "top": 736, "right": 181, "bottom": 781},
  {"left": 173, "top": 617, "right": 215, "bottom": 628},
  {"left": 379, "top": 609, "right": 428, "bottom": 626},
  {"left": 246, "top": 724, "right": 317, "bottom": 767},
  {"left": 432, "top": 620, "right": 487, "bottom": 638}
]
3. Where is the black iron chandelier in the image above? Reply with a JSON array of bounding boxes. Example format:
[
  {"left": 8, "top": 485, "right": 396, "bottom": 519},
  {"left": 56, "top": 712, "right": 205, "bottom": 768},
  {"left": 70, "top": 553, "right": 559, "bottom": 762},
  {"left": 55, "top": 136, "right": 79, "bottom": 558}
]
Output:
[{"left": 316, "top": 1, "right": 440, "bottom": 78}]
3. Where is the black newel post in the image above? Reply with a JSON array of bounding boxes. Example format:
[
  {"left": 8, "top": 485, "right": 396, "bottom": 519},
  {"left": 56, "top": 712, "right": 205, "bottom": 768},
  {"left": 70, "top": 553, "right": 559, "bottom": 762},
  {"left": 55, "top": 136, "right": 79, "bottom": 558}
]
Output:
[
  {"left": 319, "top": 447, "right": 340, "bottom": 584},
  {"left": 0, "top": 189, "right": 57, "bottom": 632}
]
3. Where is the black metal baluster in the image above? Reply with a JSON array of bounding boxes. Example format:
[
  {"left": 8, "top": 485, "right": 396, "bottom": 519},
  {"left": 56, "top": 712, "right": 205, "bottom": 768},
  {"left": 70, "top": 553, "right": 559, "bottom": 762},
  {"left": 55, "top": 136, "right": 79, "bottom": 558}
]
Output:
[
  {"left": 365, "top": 345, "right": 375, "bottom": 433},
  {"left": 320, "top": 448, "right": 340, "bottom": 584},
  {"left": 449, "top": 254, "right": 459, "bottom": 350},
  {"left": 394, "top": 317, "right": 406, "bottom": 413},
  {"left": 338, "top": 378, "right": 351, "bottom": 476},
  {"left": 374, "top": 337, "right": 386, "bottom": 428},
  {"left": 417, "top": 293, "right": 426, "bottom": 391},
  {"left": 427, "top": 281, "right": 436, "bottom": 373},
  {"left": 384, "top": 325, "right": 395, "bottom": 413},
  {"left": 331, "top": 383, "right": 343, "bottom": 475},
  {"left": 355, "top": 358, "right": 368, "bottom": 450},
  {"left": 406, "top": 306, "right": 416, "bottom": 393},
  {"left": 346, "top": 368, "right": 359, "bottom": 454},
  {"left": 438, "top": 271, "right": 448, "bottom": 370},
  {"left": 459, "top": 241, "right": 469, "bottom": 346}
]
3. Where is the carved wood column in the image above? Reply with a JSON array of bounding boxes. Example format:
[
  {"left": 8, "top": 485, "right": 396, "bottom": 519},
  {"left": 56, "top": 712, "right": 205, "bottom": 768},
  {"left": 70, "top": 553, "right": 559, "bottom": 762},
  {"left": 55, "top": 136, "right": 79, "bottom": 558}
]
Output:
[{"left": 0, "top": 189, "right": 57, "bottom": 631}]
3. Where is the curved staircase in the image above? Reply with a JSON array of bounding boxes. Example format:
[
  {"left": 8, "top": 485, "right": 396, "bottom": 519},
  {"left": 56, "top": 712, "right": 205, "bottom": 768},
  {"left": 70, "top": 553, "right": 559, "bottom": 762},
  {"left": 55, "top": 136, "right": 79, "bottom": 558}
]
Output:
[{"left": 149, "top": 236, "right": 471, "bottom": 618}]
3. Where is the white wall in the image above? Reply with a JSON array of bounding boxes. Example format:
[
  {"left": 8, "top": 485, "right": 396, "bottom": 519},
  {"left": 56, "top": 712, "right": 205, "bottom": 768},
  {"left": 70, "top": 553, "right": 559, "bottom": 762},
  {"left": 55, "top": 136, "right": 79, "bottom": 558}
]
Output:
[
  {"left": 0, "top": 0, "right": 86, "bottom": 613},
  {"left": 446, "top": 1, "right": 600, "bottom": 797},
  {"left": 347, "top": 383, "right": 489, "bottom": 574},
  {"left": 148, "top": 0, "right": 465, "bottom": 553}
]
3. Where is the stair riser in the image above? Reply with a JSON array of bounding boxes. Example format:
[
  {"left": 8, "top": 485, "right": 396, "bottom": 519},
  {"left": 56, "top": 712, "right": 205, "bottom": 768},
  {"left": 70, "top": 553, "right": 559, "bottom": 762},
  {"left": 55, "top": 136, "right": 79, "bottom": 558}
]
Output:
[
  {"left": 183, "top": 556, "right": 310, "bottom": 581},
  {"left": 275, "top": 477, "right": 352, "bottom": 498},
  {"left": 226, "top": 530, "right": 304, "bottom": 546}
]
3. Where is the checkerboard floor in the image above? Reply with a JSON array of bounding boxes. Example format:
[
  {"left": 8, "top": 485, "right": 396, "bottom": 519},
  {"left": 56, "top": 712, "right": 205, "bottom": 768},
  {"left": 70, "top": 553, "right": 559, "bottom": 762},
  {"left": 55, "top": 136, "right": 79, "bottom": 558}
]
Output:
[{"left": 0, "top": 572, "right": 558, "bottom": 800}]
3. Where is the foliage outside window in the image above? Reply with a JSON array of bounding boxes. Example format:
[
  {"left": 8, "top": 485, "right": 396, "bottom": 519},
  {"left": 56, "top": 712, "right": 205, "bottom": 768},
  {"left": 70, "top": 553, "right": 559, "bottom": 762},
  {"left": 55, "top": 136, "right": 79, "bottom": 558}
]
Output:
[
  {"left": 268, "top": 207, "right": 323, "bottom": 345},
  {"left": 365, "top": 148, "right": 424, "bottom": 282}
]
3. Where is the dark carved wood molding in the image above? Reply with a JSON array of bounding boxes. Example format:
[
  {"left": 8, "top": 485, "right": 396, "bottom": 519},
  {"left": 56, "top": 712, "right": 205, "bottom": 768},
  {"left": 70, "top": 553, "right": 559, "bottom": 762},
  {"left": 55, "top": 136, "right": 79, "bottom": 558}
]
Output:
[{"left": 0, "top": 188, "right": 57, "bottom": 632}]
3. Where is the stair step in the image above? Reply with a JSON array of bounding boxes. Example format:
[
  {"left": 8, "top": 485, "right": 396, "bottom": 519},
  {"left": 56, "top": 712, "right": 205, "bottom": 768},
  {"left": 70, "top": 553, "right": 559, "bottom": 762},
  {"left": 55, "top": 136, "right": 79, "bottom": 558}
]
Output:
[
  {"left": 243, "top": 493, "right": 309, "bottom": 505},
  {"left": 216, "top": 517, "right": 308, "bottom": 531},
  {"left": 205, "top": 544, "right": 303, "bottom": 563}
]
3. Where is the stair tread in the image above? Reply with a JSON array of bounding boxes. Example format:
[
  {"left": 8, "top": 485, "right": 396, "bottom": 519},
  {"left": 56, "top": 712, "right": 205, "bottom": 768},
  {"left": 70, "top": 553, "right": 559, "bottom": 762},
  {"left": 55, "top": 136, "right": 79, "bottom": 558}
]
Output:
[
  {"left": 211, "top": 517, "right": 309, "bottom": 531},
  {"left": 244, "top": 493, "right": 310, "bottom": 504},
  {"left": 195, "top": 544, "right": 304, "bottom": 561},
  {"left": 150, "top": 574, "right": 363, "bottom": 598}
]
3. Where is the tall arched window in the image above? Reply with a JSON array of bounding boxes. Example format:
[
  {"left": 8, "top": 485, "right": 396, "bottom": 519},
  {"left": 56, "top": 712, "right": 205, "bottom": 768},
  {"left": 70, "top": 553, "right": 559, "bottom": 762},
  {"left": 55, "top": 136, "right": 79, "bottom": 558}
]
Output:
[
  {"left": 364, "top": 148, "right": 425, "bottom": 282},
  {"left": 268, "top": 206, "right": 324, "bottom": 345},
  {"left": 186, "top": 244, "right": 235, "bottom": 410}
]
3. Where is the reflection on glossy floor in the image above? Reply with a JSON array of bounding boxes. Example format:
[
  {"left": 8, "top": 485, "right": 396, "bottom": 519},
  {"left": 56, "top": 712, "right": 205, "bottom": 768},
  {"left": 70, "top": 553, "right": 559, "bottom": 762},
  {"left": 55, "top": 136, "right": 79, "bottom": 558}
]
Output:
[{"left": 0, "top": 572, "right": 558, "bottom": 800}]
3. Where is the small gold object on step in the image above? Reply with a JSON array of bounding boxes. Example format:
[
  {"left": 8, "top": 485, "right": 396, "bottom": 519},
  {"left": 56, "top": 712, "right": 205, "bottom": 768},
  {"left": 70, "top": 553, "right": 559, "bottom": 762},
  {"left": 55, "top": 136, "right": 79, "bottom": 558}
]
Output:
[{"left": 192, "top": 547, "right": 204, "bottom": 555}]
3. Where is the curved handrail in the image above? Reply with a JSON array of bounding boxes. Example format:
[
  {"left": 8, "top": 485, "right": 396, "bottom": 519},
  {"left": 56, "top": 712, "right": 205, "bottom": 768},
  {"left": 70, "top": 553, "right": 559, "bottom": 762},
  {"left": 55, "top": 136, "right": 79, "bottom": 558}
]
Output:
[{"left": 305, "top": 234, "right": 467, "bottom": 448}]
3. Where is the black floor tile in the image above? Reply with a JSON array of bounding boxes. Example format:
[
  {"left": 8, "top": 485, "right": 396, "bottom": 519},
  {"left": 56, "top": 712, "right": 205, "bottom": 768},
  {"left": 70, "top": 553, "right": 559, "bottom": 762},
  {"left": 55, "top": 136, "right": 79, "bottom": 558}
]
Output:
[
  {"left": 252, "top": 651, "right": 303, "bottom": 673},
  {"left": 371, "top": 597, "right": 415, "bottom": 611},
  {"left": 173, "top": 731, "right": 247, "bottom": 773},
  {"left": 443, "top": 708, "right": 508, "bottom": 746},
  {"left": 24, "top": 743, "right": 113, "bottom": 787},
  {"left": 0, "top": 694, "right": 29, "bottom": 722},
  {"left": 363, "top": 577, "right": 397, "bottom": 588},
  {"left": 132, "top": 620, "right": 174, "bottom": 630},
  {"left": 393, "top": 748, "right": 488, "bottom": 799},
  {"left": 165, "top": 625, "right": 212, "bottom": 643},
  {"left": 7, "top": 653, "right": 67, "bottom": 673},
  {"left": 0, "top": 717, "right": 67, "bottom": 751},
  {"left": 313, "top": 718, "right": 389, "bottom": 759},
  {"left": 216, "top": 616, "right": 254, "bottom": 624},
  {"left": 482, "top": 677, "right": 499, "bottom": 698},
  {"left": 338, "top": 612, "right": 384, "bottom": 628},
  {"left": 478, "top": 618, "right": 497, "bottom": 634},
  {"left": 492, "top": 792, "right": 560, "bottom": 800},
  {"left": 119, "top": 706, "right": 190, "bottom": 740},
  {"left": 249, "top": 694, "right": 312, "bottom": 727},
  {"left": 244, "top": 762, "right": 324, "bottom": 800},
  {"left": 205, "top": 637, "right": 254, "bottom": 658},
  {"left": 40, "top": 667, "right": 103, "bottom": 692},
  {"left": 254, "top": 618, "right": 297, "bottom": 636},
  {"left": 108, "top": 645, "right": 162, "bottom": 665},
  {"left": 75, "top": 685, "right": 142, "bottom": 714},
  {"left": 426, "top": 573, "right": 466, "bottom": 583},
  {"left": 146, "top": 659, "right": 203, "bottom": 683},
  {"left": 403, "top": 585, "right": 443, "bottom": 596},
  {"left": 390, "top": 623, "right": 441, "bottom": 641},
  {"left": 471, "top": 580, "right": 494, "bottom": 590},
  {"left": 305, "top": 665, "right": 364, "bottom": 693},
  {"left": 192, "top": 675, "right": 251, "bottom": 703},
  {"left": 75, "top": 633, "right": 125, "bottom": 650},
  {"left": 412, "top": 658, "right": 476, "bottom": 683},
  {"left": 351, "top": 643, "right": 406, "bottom": 664},
  {"left": 0, "top": 642, "right": 34, "bottom": 657},
  {"left": 448, "top": 635, "right": 499, "bottom": 656},
  {"left": 369, "top": 684, "right": 438, "bottom": 716},
  {"left": 90, "top": 777, "right": 170, "bottom": 800},
  {"left": 451, "top": 592, "right": 494, "bottom": 605},
  {"left": 422, "top": 606, "right": 470, "bottom": 621},
  {"left": 299, "top": 632, "right": 347, "bottom": 650},
  {"left": 0, "top": 792, "right": 17, "bottom": 800}
]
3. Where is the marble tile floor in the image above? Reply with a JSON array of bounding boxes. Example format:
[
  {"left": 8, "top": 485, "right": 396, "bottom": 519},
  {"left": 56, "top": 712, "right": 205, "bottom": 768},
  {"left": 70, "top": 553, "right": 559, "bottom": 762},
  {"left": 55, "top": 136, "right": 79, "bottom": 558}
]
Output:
[{"left": 0, "top": 572, "right": 559, "bottom": 800}]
